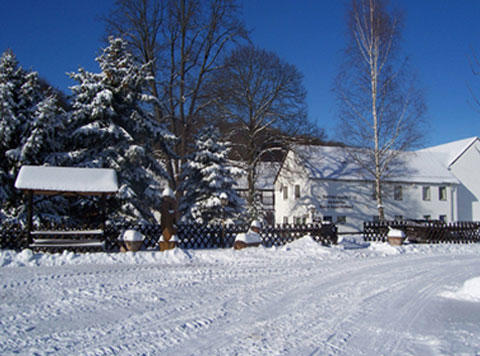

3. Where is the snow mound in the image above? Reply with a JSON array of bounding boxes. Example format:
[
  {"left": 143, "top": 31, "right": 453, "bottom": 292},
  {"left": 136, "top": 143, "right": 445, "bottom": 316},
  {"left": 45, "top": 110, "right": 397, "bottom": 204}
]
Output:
[
  {"left": 440, "top": 276, "right": 480, "bottom": 303},
  {"left": 281, "top": 235, "right": 330, "bottom": 254},
  {"left": 337, "top": 236, "right": 370, "bottom": 250},
  {"left": 368, "top": 242, "right": 403, "bottom": 255}
]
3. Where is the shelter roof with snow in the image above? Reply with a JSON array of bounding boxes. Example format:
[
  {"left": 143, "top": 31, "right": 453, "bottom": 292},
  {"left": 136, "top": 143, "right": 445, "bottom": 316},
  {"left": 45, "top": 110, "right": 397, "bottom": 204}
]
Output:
[{"left": 15, "top": 166, "right": 118, "bottom": 195}]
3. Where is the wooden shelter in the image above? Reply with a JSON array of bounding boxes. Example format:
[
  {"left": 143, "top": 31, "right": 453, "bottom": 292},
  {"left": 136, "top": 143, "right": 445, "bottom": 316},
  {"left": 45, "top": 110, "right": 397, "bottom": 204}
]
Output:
[{"left": 15, "top": 166, "right": 118, "bottom": 250}]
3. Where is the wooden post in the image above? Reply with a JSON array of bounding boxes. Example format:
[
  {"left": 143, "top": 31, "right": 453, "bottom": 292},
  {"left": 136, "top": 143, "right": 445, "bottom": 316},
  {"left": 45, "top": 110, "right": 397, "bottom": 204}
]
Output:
[
  {"left": 100, "top": 194, "right": 106, "bottom": 231},
  {"left": 26, "top": 190, "right": 33, "bottom": 246}
]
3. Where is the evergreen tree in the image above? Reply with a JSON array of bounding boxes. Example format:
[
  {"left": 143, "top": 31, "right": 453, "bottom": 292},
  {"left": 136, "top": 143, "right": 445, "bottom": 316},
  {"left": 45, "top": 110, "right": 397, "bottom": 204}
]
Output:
[
  {"left": 0, "top": 50, "right": 64, "bottom": 221},
  {"left": 8, "top": 96, "right": 66, "bottom": 167},
  {"left": 179, "top": 125, "right": 243, "bottom": 224},
  {"left": 64, "top": 37, "right": 176, "bottom": 223}
]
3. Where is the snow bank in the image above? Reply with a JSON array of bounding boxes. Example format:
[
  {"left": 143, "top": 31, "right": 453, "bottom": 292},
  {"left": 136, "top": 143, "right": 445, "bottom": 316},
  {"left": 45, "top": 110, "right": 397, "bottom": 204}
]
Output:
[
  {"left": 368, "top": 242, "right": 403, "bottom": 255},
  {"left": 440, "top": 276, "right": 480, "bottom": 303},
  {"left": 2, "top": 239, "right": 480, "bottom": 269},
  {"left": 0, "top": 248, "right": 193, "bottom": 268}
]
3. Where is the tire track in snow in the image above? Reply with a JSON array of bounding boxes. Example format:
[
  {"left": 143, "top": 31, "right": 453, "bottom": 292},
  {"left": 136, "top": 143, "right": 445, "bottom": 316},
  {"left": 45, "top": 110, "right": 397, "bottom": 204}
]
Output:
[
  {"left": 1, "top": 260, "right": 298, "bottom": 355},
  {"left": 2, "top": 251, "right": 480, "bottom": 355},
  {"left": 309, "top": 255, "right": 480, "bottom": 355},
  {"left": 161, "top": 257, "right": 417, "bottom": 355}
]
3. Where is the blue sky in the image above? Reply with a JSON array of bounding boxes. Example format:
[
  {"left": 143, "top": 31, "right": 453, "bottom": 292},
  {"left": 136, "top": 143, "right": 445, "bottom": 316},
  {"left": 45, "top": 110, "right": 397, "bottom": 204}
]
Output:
[{"left": 1, "top": 0, "right": 479, "bottom": 147}]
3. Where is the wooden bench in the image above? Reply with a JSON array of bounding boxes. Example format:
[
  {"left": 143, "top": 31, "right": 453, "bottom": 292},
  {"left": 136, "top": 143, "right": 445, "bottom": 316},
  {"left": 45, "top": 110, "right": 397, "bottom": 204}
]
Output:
[{"left": 28, "top": 229, "right": 105, "bottom": 251}]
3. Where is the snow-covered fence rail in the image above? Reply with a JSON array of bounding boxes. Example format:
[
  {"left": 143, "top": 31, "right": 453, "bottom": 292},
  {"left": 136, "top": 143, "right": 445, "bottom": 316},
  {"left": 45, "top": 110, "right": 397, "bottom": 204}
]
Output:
[
  {"left": 0, "top": 222, "right": 337, "bottom": 251},
  {"left": 364, "top": 220, "right": 480, "bottom": 243}
]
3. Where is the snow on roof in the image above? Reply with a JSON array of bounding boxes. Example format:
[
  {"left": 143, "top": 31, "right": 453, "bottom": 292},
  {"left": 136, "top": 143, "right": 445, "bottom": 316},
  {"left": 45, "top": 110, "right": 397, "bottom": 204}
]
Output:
[
  {"left": 292, "top": 145, "right": 459, "bottom": 184},
  {"left": 416, "top": 137, "right": 479, "bottom": 168},
  {"left": 235, "top": 161, "right": 281, "bottom": 190},
  {"left": 15, "top": 166, "right": 119, "bottom": 194}
]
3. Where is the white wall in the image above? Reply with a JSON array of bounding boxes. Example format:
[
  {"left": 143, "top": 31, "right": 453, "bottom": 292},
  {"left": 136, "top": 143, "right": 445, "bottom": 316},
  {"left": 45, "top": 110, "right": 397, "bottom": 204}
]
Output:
[
  {"left": 449, "top": 139, "right": 480, "bottom": 221},
  {"left": 275, "top": 151, "right": 457, "bottom": 232}
]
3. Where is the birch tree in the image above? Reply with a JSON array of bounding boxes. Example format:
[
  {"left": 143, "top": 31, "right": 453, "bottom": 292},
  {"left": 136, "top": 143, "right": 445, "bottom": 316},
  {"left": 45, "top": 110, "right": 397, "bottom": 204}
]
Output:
[{"left": 334, "top": 0, "right": 426, "bottom": 220}]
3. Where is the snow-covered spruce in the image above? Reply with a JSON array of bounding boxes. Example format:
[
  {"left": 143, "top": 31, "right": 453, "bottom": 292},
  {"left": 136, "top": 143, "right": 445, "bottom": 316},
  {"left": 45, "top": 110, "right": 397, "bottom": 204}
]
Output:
[
  {"left": 62, "top": 37, "right": 176, "bottom": 224},
  {"left": 0, "top": 49, "right": 67, "bottom": 223},
  {"left": 179, "top": 125, "right": 243, "bottom": 224}
]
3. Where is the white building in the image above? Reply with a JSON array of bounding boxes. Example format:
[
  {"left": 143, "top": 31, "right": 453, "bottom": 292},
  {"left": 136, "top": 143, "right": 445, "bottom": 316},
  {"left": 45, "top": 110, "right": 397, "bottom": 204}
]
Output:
[
  {"left": 274, "top": 137, "right": 480, "bottom": 232},
  {"left": 234, "top": 162, "right": 280, "bottom": 224}
]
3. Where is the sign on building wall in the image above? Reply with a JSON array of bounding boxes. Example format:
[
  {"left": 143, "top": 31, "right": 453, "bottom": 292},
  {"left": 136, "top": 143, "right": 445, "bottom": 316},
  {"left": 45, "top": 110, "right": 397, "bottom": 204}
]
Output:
[{"left": 317, "top": 195, "right": 353, "bottom": 210}]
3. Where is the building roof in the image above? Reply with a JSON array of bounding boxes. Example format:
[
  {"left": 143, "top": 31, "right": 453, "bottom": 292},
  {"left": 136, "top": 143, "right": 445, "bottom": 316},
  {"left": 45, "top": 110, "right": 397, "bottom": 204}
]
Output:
[
  {"left": 15, "top": 166, "right": 119, "bottom": 194},
  {"left": 234, "top": 161, "right": 281, "bottom": 190},
  {"left": 290, "top": 144, "right": 460, "bottom": 185},
  {"left": 417, "top": 137, "right": 479, "bottom": 168}
]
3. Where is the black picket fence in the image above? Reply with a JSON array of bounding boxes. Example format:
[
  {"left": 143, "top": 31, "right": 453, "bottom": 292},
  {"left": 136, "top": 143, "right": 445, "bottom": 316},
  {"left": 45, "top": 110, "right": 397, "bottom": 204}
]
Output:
[
  {"left": 0, "top": 221, "right": 338, "bottom": 252},
  {"left": 364, "top": 220, "right": 480, "bottom": 243}
]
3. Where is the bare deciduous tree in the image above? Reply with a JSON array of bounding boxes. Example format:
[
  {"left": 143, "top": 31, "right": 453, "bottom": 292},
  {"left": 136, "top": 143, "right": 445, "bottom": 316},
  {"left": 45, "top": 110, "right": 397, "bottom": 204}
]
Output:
[
  {"left": 209, "top": 45, "right": 311, "bottom": 217},
  {"left": 334, "top": 0, "right": 426, "bottom": 220},
  {"left": 104, "top": 0, "right": 247, "bottom": 190}
]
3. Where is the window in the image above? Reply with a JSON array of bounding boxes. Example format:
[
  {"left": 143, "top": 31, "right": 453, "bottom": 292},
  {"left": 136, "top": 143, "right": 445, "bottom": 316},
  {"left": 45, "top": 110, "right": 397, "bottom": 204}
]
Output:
[
  {"left": 423, "top": 215, "right": 431, "bottom": 221},
  {"left": 283, "top": 216, "right": 289, "bottom": 224},
  {"left": 294, "top": 216, "right": 306, "bottom": 224},
  {"left": 422, "top": 186, "right": 431, "bottom": 201},
  {"left": 294, "top": 185, "right": 300, "bottom": 199},
  {"left": 439, "top": 186, "right": 447, "bottom": 201},
  {"left": 262, "top": 191, "right": 274, "bottom": 206},
  {"left": 439, "top": 215, "right": 447, "bottom": 222},
  {"left": 282, "top": 185, "right": 288, "bottom": 200},
  {"left": 323, "top": 216, "right": 333, "bottom": 223},
  {"left": 394, "top": 185, "right": 402, "bottom": 201},
  {"left": 336, "top": 216, "right": 346, "bottom": 224},
  {"left": 394, "top": 215, "right": 403, "bottom": 221}
]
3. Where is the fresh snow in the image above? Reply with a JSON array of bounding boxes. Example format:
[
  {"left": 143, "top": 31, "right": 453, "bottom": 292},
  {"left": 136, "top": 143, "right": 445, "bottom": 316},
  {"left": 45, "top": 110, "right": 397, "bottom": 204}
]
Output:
[
  {"left": 235, "top": 231, "right": 262, "bottom": 244},
  {"left": 14, "top": 165, "right": 118, "bottom": 193},
  {"left": 119, "top": 229, "right": 145, "bottom": 242},
  {"left": 440, "top": 276, "right": 480, "bottom": 303},
  {"left": 1, "top": 239, "right": 480, "bottom": 355},
  {"left": 387, "top": 226, "right": 405, "bottom": 238}
]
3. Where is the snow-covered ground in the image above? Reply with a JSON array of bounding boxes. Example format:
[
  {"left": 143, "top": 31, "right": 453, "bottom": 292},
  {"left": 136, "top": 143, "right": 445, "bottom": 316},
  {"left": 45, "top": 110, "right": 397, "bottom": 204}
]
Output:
[{"left": 1, "top": 237, "right": 480, "bottom": 355}]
